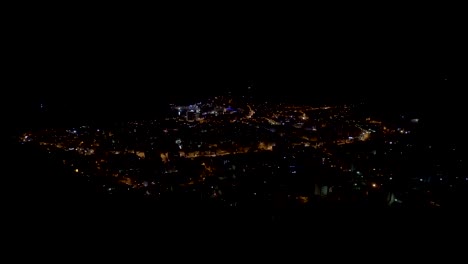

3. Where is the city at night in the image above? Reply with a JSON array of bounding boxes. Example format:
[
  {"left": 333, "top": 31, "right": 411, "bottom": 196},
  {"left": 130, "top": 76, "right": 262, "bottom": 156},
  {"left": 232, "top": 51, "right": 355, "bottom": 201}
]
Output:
[{"left": 5, "top": 7, "right": 468, "bottom": 227}]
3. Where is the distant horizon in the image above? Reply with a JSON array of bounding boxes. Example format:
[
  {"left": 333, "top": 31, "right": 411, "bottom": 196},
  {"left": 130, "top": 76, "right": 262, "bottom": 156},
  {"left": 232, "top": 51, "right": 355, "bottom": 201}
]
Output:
[{"left": 12, "top": 91, "right": 426, "bottom": 129}]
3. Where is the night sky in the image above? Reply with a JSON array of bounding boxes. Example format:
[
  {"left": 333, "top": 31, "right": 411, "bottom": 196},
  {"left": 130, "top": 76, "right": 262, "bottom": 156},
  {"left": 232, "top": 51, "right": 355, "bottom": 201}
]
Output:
[{"left": 6, "top": 7, "right": 465, "bottom": 128}]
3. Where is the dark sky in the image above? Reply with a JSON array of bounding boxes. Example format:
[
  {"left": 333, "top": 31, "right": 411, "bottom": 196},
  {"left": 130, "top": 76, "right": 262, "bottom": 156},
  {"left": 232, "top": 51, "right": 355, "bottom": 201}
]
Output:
[{"left": 6, "top": 6, "right": 466, "bottom": 125}]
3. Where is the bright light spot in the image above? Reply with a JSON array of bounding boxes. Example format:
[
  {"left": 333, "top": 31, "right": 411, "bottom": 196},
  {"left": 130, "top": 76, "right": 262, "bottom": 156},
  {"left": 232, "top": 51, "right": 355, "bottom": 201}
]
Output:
[
  {"left": 420, "top": 178, "right": 423, "bottom": 182},
  {"left": 75, "top": 169, "right": 79, "bottom": 173},
  {"left": 372, "top": 183, "right": 377, "bottom": 188}
]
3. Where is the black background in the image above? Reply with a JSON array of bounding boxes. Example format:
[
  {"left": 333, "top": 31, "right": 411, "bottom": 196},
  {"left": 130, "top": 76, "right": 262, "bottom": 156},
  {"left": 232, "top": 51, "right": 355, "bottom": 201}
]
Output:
[{"left": 5, "top": 4, "right": 466, "bottom": 128}]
